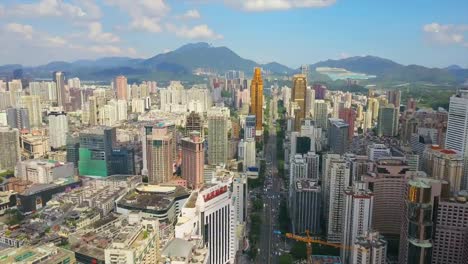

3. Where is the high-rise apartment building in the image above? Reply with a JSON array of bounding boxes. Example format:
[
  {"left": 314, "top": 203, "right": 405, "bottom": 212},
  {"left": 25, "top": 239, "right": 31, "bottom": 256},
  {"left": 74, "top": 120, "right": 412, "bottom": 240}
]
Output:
[
  {"left": 342, "top": 181, "right": 374, "bottom": 264},
  {"left": 207, "top": 107, "right": 229, "bottom": 165},
  {"left": 291, "top": 179, "right": 321, "bottom": 235},
  {"left": 423, "top": 145, "right": 464, "bottom": 193},
  {"left": 432, "top": 196, "right": 468, "bottom": 264},
  {"left": 48, "top": 107, "right": 68, "bottom": 149},
  {"left": 339, "top": 107, "right": 356, "bottom": 141},
  {"left": 115, "top": 75, "right": 128, "bottom": 101},
  {"left": 6, "top": 107, "right": 29, "bottom": 130},
  {"left": 181, "top": 132, "right": 204, "bottom": 189},
  {"left": 314, "top": 100, "right": 328, "bottom": 129},
  {"left": 185, "top": 111, "right": 203, "bottom": 137},
  {"left": 53, "top": 71, "right": 66, "bottom": 107},
  {"left": 323, "top": 154, "right": 351, "bottom": 243},
  {"left": 78, "top": 126, "right": 116, "bottom": 177},
  {"left": 239, "top": 138, "right": 256, "bottom": 169},
  {"left": 328, "top": 118, "right": 349, "bottom": 155},
  {"left": 250, "top": 68, "right": 263, "bottom": 134},
  {"left": 244, "top": 115, "right": 256, "bottom": 140},
  {"left": 20, "top": 95, "right": 42, "bottom": 128},
  {"left": 364, "top": 158, "right": 410, "bottom": 236},
  {"left": 8, "top": 79, "right": 22, "bottom": 107},
  {"left": 305, "top": 88, "right": 316, "bottom": 118},
  {"left": 304, "top": 151, "right": 319, "bottom": 180},
  {"left": 445, "top": 89, "right": 468, "bottom": 188},
  {"left": 353, "top": 231, "right": 387, "bottom": 264},
  {"left": 143, "top": 124, "right": 174, "bottom": 184},
  {"left": 0, "top": 126, "right": 20, "bottom": 171},
  {"left": 377, "top": 104, "right": 398, "bottom": 137}
]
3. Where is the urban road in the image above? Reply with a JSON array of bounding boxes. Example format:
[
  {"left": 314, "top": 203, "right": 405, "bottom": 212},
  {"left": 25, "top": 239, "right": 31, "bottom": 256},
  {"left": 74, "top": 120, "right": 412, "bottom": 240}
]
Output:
[{"left": 258, "top": 99, "right": 284, "bottom": 264}]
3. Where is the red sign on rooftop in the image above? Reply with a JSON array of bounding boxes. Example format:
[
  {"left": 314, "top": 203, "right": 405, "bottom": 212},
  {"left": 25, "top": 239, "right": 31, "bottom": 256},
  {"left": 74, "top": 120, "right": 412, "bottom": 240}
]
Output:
[{"left": 203, "top": 186, "right": 228, "bottom": 202}]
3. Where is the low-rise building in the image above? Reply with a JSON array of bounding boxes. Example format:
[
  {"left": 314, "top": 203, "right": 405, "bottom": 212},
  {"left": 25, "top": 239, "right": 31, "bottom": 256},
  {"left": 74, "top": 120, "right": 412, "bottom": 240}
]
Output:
[{"left": 0, "top": 243, "right": 76, "bottom": 263}]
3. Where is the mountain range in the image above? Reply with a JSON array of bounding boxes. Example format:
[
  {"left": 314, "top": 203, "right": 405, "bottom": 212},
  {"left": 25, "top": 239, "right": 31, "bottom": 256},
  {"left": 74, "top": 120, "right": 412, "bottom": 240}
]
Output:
[{"left": 0, "top": 42, "right": 467, "bottom": 84}]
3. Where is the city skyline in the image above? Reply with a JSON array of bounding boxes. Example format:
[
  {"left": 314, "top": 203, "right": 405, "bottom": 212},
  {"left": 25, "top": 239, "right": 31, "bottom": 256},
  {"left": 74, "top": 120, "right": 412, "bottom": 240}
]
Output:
[{"left": 0, "top": 0, "right": 467, "bottom": 68}]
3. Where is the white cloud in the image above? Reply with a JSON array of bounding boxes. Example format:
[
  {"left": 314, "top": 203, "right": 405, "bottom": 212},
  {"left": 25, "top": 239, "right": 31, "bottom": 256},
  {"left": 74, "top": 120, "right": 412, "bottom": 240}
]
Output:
[
  {"left": 131, "top": 17, "right": 163, "bottom": 33},
  {"left": 5, "top": 23, "right": 34, "bottom": 39},
  {"left": 423, "top": 22, "right": 468, "bottom": 47},
  {"left": 43, "top": 36, "right": 67, "bottom": 47},
  {"left": 167, "top": 24, "right": 223, "bottom": 40},
  {"left": 2, "top": 0, "right": 101, "bottom": 20},
  {"left": 181, "top": 9, "right": 201, "bottom": 19},
  {"left": 88, "top": 22, "right": 120, "bottom": 43},
  {"left": 339, "top": 52, "right": 350, "bottom": 59},
  {"left": 225, "top": 0, "right": 336, "bottom": 11}
]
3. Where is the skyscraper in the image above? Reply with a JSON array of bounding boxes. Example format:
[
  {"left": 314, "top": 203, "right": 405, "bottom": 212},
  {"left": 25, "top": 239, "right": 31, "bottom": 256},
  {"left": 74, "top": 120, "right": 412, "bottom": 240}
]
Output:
[
  {"left": 20, "top": 95, "right": 42, "bottom": 128},
  {"left": 291, "top": 179, "right": 321, "bottom": 235},
  {"left": 342, "top": 181, "right": 374, "bottom": 264},
  {"left": 445, "top": 89, "right": 468, "bottom": 188},
  {"left": 6, "top": 107, "right": 29, "bottom": 130},
  {"left": 250, "top": 68, "right": 263, "bottom": 135},
  {"left": 328, "top": 118, "right": 349, "bottom": 155},
  {"left": 53, "top": 71, "right": 66, "bottom": 107},
  {"left": 353, "top": 231, "right": 387, "bottom": 264},
  {"left": 143, "top": 124, "right": 174, "bottom": 184},
  {"left": 78, "top": 126, "right": 116, "bottom": 177},
  {"left": 48, "top": 107, "right": 68, "bottom": 149},
  {"left": 185, "top": 111, "right": 203, "bottom": 137},
  {"left": 0, "top": 126, "right": 20, "bottom": 171},
  {"left": 181, "top": 131, "right": 204, "bottom": 189},
  {"left": 115, "top": 75, "right": 128, "bottom": 100},
  {"left": 292, "top": 74, "right": 307, "bottom": 131},
  {"left": 339, "top": 107, "right": 356, "bottom": 141},
  {"left": 423, "top": 146, "right": 464, "bottom": 193},
  {"left": 304, "top": 151, "right": 319, "bottom": 180},
  {"left": 208, "top": 107, "right": 229, "bottom": 165},
  {"left": 377, "top": 104, "right": 398, "bottom": 137},
  {"left": 244, "top": 115, "right": 256, "bottom": 140}
]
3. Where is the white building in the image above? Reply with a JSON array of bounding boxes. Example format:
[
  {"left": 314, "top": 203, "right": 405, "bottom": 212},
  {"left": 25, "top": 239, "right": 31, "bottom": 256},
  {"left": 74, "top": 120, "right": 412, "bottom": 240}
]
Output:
[
  {"left": 48, "top": 107, "right": 68, "bottom": 149},
  {"left": 239, "top": 139, "right": 255, "bottom": 169},
  {"left": 67, "top": 77, "right": 81, "bottom": 89},
  {"left": 160, "top": 82, "right": 212, "bottom": 114},
  {"left": 323, "top": 154, "right": 350, "bottom": 243},
  {"left": 29, "top": 81, "right": 57, "bottom": 102},
  {"left": 353, "top": 231, "right": 387, "bottom": 264},
  {"left": 446, "top": 89, "right": 468, "bottom": 188},
  {"left": 367, "top": 144, "right": 391, "bottom": 161},
  {"left": 342, "top": 181, "right": 374, "bottom": 264},
  {"left": 176, "top": 182, "right": 236, "bottom": 264},
  {"left": 16, "top": 159, "right": 74, "bottom": 184}
]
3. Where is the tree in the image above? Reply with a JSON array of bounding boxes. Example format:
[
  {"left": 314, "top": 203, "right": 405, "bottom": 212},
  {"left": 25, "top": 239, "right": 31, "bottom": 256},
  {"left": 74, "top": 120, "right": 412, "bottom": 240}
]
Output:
[{"left": 279, "top": 254, "right": 293, "bottom": 264}]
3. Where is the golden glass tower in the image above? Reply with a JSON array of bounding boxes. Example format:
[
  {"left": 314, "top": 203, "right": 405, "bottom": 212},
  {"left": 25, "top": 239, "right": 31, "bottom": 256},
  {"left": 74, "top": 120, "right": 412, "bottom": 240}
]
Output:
[
  {"left": 292, "top": 74, "right": 307, "bottom": 131},
  {"left": 250, "top": 68, "right": 263, "bottom": 133}
]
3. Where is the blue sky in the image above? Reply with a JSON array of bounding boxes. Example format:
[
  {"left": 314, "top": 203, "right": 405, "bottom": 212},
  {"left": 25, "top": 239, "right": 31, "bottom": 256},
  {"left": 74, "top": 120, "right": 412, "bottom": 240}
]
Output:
[{"left": 0, "top": 0, "right": 467, "bottom": 68}]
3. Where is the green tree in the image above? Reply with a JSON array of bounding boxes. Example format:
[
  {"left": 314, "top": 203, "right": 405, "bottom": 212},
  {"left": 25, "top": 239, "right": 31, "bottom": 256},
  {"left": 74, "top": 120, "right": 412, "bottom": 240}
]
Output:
[{"left": 279, "top": 254, "right": 293, "bottom": 264}]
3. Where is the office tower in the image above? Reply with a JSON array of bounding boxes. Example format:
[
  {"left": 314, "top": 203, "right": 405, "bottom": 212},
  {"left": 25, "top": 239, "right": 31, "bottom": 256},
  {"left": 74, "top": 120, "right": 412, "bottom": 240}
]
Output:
[
  {"left": 399, "top": 176, "right": 448, "bottom": 264},
  {"left": 291, "top": 179, "right": 321, "bottom": 235},
  {"left": 423, "top": 146, "right": 464, "bottom": 193},
  {"left": 328, "top": 118, "right": 349, "bottom": 155},
  {"left": 110, "top": 145, "right": 136, "bottom": 175},
  {"left": 367, "top": 143, "right": 391, "bottom": 161},
  {"left": 66, "top": 135, "right": 80, "bottom": 168},
  {"left": 446, "top": 89, "right": 468, "bottom": 188},
  {"left": 314, "top": 100, "right": 328, "bottom": 129},
  {"left": 313, "top": 84, "right": 327, "bottom": 100},
  {"left": 363, "top": 158, "right": 410, "bottom": 236},
  {"left": 6, "top": 107, "right": 30, "bottom": 130},
  {"left": 207, "top": 107, "right": 229, "bottom": 165},
  {"left": 346, "top": 154, "right": 370, "bottom": 182},
  {"left": 292, "top": 74, "right": 307, "bottom": 130},
  {"left": 78, "top": 126, "right": 116, "bottom": 177},
  {"left": 339, "top": 107, "right": 356, "bottom": 140},
  {"left": 181, "top": 132, "right": 204, "bottom": 189},
  {"left": 342, "top": 181, "right": 374, "bottom": 264},
  {"left": 289, "top": 155, "right": 308, "bottom": 207},
  {"left": 53, "top": 71, "right": 66, "bottom": 107},
  {"left": 240, "top": 138, "right": 256, "bottom": 169},
  {"left": 305, "top": 88, "right": 315, "bottom": 118},
  {"left": 304, "top": 151, "right": 319, "bottom": 180},
  {"left": 353, "top": 231, "right": 387, "bottom": 264},
  {"left": 244, "top": 115, "right": 256, "bottom": 140},
  {"left": 432, "top": 196, "right": 468, "bottom": 264},
  {"left": 323, "top": 154, "right": 351, "bottom": 243},
  {"left": 377, "top": 104, "right": 398, "bottom": 137},
  {"left": 20, "top": 95, "right": 42, "bottom": 128},
  {"left": 232, "top": 174, "right": 248, "bottom": 224},
  {"left": 115, "top": 75, "right": 128, "bottom": 100},
  {"left": 185, "top": 111, "right": 203, "bottom": 137},
  {"left": 48, "top": 108, "right": 68, "bottom": 149},
  {"left": 387, "top": 90, "right": 401, "bottom": 109},
  {"left": 143, "top": 124, "right": 174, "bottom": 184},
  {"left": 0, "top": 126, "right": 20, "bottom": 171},
  {"left": 250, "top": 67, "right": 263, "bottom": 134}
]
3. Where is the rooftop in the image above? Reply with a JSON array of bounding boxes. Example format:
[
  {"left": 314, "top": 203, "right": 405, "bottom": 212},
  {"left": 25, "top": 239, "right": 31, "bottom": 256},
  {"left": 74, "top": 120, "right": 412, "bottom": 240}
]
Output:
[{"left": 118, "top": 184, "right": 189, "bottom": 212}]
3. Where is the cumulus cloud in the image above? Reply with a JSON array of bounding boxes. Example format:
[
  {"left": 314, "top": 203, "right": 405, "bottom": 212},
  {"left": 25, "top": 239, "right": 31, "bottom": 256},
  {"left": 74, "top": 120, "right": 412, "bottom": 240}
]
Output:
[
  {"left": 181, "top": 9, "right": 201, "bottom": 19},
  {"left": 2, "top": 0, "right": 101, "bottom": 20},
  {"left": 225, "top": 0, "right": 336, "bottom": 11},
  {"left": 5, "top": 23, "right": 34, "bottom": 39},
  {"left": 423, "top": 22, "right": 468, "bottom": 47},
  {"left": 167, "top": 24, "right": 223, "bottom": 40},
  {"left": 130, "top": 17, "right": 163, "bottom": 33},
  {"left": 88, "top": 22, "right": 120, "bottom": 43}
]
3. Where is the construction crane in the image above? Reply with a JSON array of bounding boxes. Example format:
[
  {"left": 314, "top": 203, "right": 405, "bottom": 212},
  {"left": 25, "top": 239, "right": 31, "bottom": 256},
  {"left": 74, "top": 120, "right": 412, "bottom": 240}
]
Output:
[{"left": 285, "top": 230, "right": 354, "bottom": 264}]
